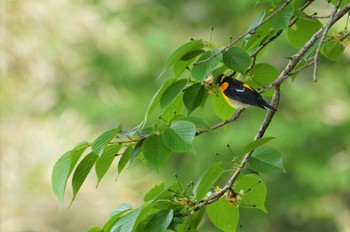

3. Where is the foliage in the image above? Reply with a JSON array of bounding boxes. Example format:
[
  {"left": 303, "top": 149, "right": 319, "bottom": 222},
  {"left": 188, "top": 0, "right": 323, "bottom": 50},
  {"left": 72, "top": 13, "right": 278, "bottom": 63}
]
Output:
[{"left": 51, "top": 1, "right": 350, "bottom": 231}]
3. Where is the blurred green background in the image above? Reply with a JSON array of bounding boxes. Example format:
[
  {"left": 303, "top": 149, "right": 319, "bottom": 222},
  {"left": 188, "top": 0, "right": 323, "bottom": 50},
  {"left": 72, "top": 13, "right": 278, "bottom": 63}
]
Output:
[{"left": 1, "top": 0, "right": 350, "bottom": 231}]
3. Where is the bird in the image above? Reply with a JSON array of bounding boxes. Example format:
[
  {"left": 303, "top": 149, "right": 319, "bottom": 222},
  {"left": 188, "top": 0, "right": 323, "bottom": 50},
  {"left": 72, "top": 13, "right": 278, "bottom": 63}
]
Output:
[{"left": 215, "top": 74, "right": 277, "bottom": 112}]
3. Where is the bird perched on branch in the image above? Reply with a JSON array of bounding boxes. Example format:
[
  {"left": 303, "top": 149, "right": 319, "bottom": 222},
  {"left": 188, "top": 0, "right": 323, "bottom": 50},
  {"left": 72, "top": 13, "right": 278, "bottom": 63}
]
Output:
[{"left": 215, "top": 74, "right": 277, "bottom": 112}]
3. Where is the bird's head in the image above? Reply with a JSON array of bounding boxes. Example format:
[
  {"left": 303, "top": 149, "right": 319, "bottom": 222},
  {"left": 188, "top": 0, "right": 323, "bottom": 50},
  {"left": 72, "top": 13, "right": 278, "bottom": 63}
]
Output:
[{"left": 216, "top": 74, "right": 230, "bottom": 86}]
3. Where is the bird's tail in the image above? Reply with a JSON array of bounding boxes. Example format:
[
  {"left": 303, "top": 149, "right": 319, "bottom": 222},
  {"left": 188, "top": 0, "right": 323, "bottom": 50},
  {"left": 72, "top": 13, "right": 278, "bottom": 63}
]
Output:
[{"left": 258, "top": 98, "right": 277, "bottom": 112}]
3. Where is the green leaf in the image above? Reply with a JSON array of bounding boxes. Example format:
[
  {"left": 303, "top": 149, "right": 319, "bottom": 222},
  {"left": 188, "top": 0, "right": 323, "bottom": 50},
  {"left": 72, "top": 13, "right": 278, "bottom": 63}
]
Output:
[
  {"left": 181, "top": 116, "right": 211, "bottom": 130},
  {"left": 92, "top": 126, "right": 121, "bottom": 156},
  {"left": 183, "top": 83, "right": 207, "bottom": 115},
  {"left": 144, "top": 183, "right": 166, "bottom": 202},
  {"left": 160, "top": 92, "right": 184, "bottom": 122},
  {"left": 191, "top": 50, "right": 222, "bottom": 81},
  {"left": 160, "top": 79, "right": 188, "bottom": 111},
  {"left": 288, "top": 17, "right": 322, "bottom": 49},
  {"left": 118, "top": 146, "right": 133, "bottom": 174},
  {"left": 242, "top": 137, "right": 274, "bottom": 154},
  {"left": 129, "top": 140, "right": 144, "bottom": 165},
  {"left": 52, "top": 141, "right": 89, "bottom": 207},
  {"left": 95, "top": 144, "right": 121, "bottom": 185},
  {"left": 173, "top": 59, "right": 192, "bottom": 78},
  {"left": 321, "top": 40, "right": 345, "bottom": 61},
  {"left": 223, "top": 47, "right": 251, "bottom": 75},
  {"left": 330, "top": 0, "right": 350, "bottom": 8},
  {"left": 212, "top": 93, "right": 235, "bottom": 120},
  {"left": 110, "top": 208, "right": 143, "bottom": 232},
  {"left": 244, "top": 12, "right": 272, "bottom": 51},
  {"left": 162, "top": 120, "right": 196, "bottom": 153},
  {"left": 246, "top": 147, "right": 285, "bottom": 173},
  {"left": 71, "top": 152, "right": 98, "bottom": 202},
  {"left": 270, "top": 4, "right": 294, "bottom": 30},
  {"left": 193, "top": 162, "right": 224, "bottom": 200},
  {"left": 175, "top": 209, "right": 205, "bottom": 232},
  {"left": 103, "top": 204, "right": 132, "bottom": 232},
  {"left": 207, "top": 197, "right": 239, "bottom": 232},
  {"left": 144, "top": 210, "right": 173, "bottom": 232},
  {"left": 143, "top": 78, "right": 175, "bottom": 126},
  {"left": 165, "top": 40, "right": 206, "bottom": 68},
  {"left": 233, "top": 174, "right": 267, "bottom": 212},
  {"left": 142, "top": 134, "right": 171, "bottom": 170},
  {"left": 249, "top": 63, "right": 279, "bottom": 87}
]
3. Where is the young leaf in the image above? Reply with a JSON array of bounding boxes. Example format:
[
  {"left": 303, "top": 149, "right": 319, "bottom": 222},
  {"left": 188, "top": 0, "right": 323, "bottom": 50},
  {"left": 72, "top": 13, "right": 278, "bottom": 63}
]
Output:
[
  {"left": 118, "top": 146, "right": 133, "bottom": 174},
  {"left": 144, "top": 210, "right": 174, "bottom": 232},
  {"left": 212, "top": 93, "right": 235, "bottom": 121},
  {"left": 246, "top": 147, "right": 285, "bottom": 173},
  {"left": 270, "top": 4, "right": 295, "bottom": 30},
  {"left": 223, "top": 47, "right": 251, "bottom": 75},
  {"left": 142, "top": 134, "right": 171, "bottom": 170},
  {"left": 193, "top": 162, "right": 224, "bottom": 200},
  {"left": 183, "top": 83, "right": 207, "bottom": 115},
  {"left": 162, "top": 120, "right": 196, "bottom": 153},
  {"left": 52, "top": 141, "right": 90, "bottom": 207},
  {"left": 191, "top": 50, "right": 222, "bottom": 81},
  {"left": 92, "top": 126, "right": 121, "bottom": 156},
  {"left": 242, "top": 137, "right": 274, "bottom": 154},
  {"left": 160, "top": 79, "right": 188, "bottom": 111},
  {"left": 288, "top": 17, "right": 322, "bottom": 49},
  {"left": 165, "top": 40, "right": 205, "bottom": 68},
  {"left": 71, "top": 152, "right": 98, "bottom": 202},
  {"left": 233, "top": 174, "right": 267, "bottom": 213},
  {"left": 95, "top": 144, "right": 122, "bottom": 185},
  {"left": 207, "top": 197, "right": 239, "bottom": 232}
]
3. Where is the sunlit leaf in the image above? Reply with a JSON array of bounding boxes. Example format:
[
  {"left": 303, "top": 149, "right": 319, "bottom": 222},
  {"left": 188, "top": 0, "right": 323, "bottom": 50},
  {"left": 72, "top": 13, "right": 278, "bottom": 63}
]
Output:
[
  {"left": 212, "top": 93, "right": 235, "bottom": 121},
  {"left": 110, "top": 208, "right": 143, "bottom": 232},
  {"left": 207, "top": 198, "right": 239, "bottom": 232},
  {"left": 233, "top": 174, "right": 267, "bottom": 213},
  {"left": 162, "top": 120, "right": 196, "bottom": 153},
  {"left": 223, "top": 47, "right": 251, "bottom": 75},
  {"left": 191, "top": 49, "right": 222, "bottom": 81},
  {"left": 249, "top": 63, "right": 279, "bottom": 87},
  {"left": 288, "top": 17, "right": 322, "bottom": 49},
  {"left": 165, "top": 40, "right": 206, "bottom": 68},
  {"left": 103, "top": 204, "right": 132, "bottom": 232},
  {"left": 86, "top": 226, "right": 103, "bottom": 232},
  {"left": 242, "top": 137, "right": 274, "bottom": 154},
  {"left": 92, "top": 126, "right": 121, "bottom": 156},
  {"left": 193, "top": 162, "right": 224, "bottom": 200},
  {"left": 246, "top": 147, "right": 285, "bottom": 173},
  {"left": 144, "top": 183, "right": 166, "bottom": 202}
]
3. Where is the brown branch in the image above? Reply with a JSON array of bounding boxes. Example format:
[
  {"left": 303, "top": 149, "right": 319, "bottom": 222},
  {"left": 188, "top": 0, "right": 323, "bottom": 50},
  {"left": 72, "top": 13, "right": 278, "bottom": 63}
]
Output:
[
  {"left": 313, "top": 0, "right": 342, "bottom": 82},
  {"left": 194, "top": 0, "right": 293, "bottom": 66}
]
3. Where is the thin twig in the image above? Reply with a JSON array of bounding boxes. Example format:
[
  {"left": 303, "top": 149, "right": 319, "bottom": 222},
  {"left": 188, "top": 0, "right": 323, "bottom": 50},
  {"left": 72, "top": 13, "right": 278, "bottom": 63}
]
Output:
[
  {"left": 313, "top": 0, "right": 342, "bottom": 82},
  {"left": 194, "top": 0, "right": 293, "bottom": 66}
]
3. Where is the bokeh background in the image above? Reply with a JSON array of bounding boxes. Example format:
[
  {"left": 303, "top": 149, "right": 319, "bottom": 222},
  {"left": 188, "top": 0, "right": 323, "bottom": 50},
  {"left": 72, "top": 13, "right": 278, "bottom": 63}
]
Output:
[{"left": 1, "top": 0, "right": 350, "bottom": 231}]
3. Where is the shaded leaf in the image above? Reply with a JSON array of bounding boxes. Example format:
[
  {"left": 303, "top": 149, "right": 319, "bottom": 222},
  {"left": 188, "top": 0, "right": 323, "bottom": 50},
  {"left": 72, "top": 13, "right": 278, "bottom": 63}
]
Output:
[
  {"left": 288, "top": 17, "right": 322, "bottom": 49},
  {"left": 160, "top": 79, "right": 188, "bottom": 111},
  {"left": 118, "top": 146, "right": 133, "bottom": 174},
  {"left": 183, "top": 83, "right": 207, "bottom": 114},
  {"left": 321, "top": 40, "right": 345, "bottom": 61},
  {"left": 144, "top": 210, "right": 174, "bottom": 232},
  {"left": 246, "top": 147, "right": 285, "bottom": 173},
  {"left": 95, "top": 144, "right": 121, "bottom": 185},
  {"left": 193, "top": 162, "right": 224, "bottom": 200},
  {"left": 270, "top": 4, "right": 295, "bottom": 30},
  {"left": 165, "top": 40, "right": 205, "bottom": 68},
  {"left": 181, "top": 116, "right": 211, "bottom": 130},
  {"left": 110, "top": 208, "right": 143, "bottom": 232},
  {"left": 129, "top": 140, "right": 144, "bottom": 165},
  {"left": 249, "top": 63, "right": 279, "bottom": 87},
  {"left": 207, "top": 198, "right": 239, "bottom": 232},
  {"left": 71, "top": 152, "right": 98, "bottom": 203},
  {"left": 142, "top": 134, "right": 171, "bottom": 170}
]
